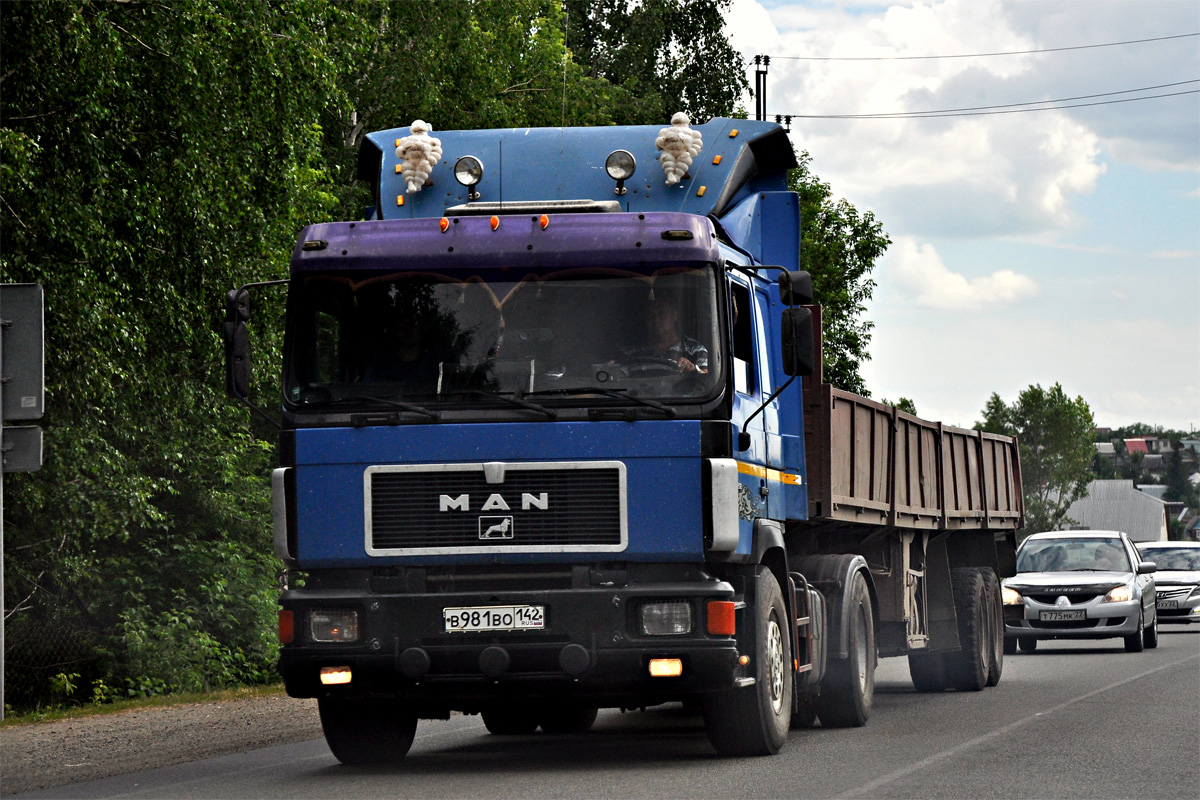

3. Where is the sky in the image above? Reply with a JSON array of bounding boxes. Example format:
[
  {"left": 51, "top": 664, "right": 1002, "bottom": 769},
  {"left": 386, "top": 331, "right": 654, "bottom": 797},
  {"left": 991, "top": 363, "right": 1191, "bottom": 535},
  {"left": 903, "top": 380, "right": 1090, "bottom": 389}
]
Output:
[{"left": 722, "top": 0, "right": 1200, "bottom": 433}]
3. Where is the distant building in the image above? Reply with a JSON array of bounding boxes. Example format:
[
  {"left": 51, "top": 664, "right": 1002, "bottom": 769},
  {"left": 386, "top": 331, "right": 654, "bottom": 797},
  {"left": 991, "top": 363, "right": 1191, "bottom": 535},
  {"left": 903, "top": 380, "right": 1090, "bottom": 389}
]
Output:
[
  {"left": 1095, "top": 442, "right": 1116, "bottom": 459},
  {"left": 1180, "top": 438, "right": 1200, "bottom": 456},
  {"left": 1058, "top": 479, "right": 1169, "bottom": 542},
  {"left": 1138, "top": 484, "right": 1169, "bottom": 501}
]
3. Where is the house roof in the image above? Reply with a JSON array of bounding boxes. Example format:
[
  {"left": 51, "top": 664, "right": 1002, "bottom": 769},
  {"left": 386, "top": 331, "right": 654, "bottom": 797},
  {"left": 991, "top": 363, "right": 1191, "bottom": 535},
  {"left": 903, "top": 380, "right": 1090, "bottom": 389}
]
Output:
[
  {"left": 1095, "top": 442, "right": 1116, "bottom": 455},
  {"left": 1141, "top": 454, "right": 1165, "bottom": 470},
  {"left": 1059, "top": 479, "right": 1169, "bottom": 542},
  {"left": 1124, "top": 439, "right": 1150, "bottom": 454}
]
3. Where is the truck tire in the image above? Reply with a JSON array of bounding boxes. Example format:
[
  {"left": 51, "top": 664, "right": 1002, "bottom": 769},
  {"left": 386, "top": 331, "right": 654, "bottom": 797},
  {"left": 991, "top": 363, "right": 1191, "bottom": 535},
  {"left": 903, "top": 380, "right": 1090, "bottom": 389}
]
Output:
[
  {"left": 907, "top": 651, "right": 948, "bottom": 693},
  {"left": 943, "top": 568, "right": 988, "bottom": 691},
  {"left": 482, "top": 702, "right": 541, "bottom": 735},
  {"left": 539, "top": 706, "right": 598, "bottom": 734},
  {"left": 980, "top": 568, "right": 1004, "bottom": 687},
  {"left": 814, "top": 570, "right": 875, "bottom": 727},
  {"left": 318, "top": 698, "right": 418, "bottom": 765},
  {"left": 703, "top": 566, "right": 792, "bottom": 755}
]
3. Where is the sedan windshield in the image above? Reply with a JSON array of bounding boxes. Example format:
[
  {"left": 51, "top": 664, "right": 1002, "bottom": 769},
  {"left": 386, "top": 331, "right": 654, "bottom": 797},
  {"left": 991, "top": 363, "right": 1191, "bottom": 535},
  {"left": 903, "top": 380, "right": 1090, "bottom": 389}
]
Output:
[
  {"left": 1016, "top": 538, "right": 1132, "bottom": 573},
  {"left": 284, "top": 265, "right": 721, "bottom": 409},
  {"left": 1139, "top": 547, "right": 1200, "bottom": 571}
]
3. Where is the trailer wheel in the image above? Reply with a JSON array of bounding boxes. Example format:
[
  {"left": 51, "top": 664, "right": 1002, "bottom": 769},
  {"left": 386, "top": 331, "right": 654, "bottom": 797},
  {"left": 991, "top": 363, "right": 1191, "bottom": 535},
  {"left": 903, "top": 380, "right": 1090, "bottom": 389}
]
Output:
[
  {"left": 539, "top": 706, "right": 598, "bottom": 734},
  {"left": 814, "top": 570, "right": 875, "bottom": 727},
  {"left": 944, "top": 568, "right": 988, "bottom": 691},
  {"left": 907, "top": 651, "right": 948, "bottom": 693},
  {"left": 703, "top": 566, "right": 792, "bottom": 755},
  {"left": 318, "top": 698, "right": 418, "bottom": 765},
  {"left": 482, "top": 702, "right": 541, "bottom": 735},
  {"left": 980, "top": 568, "right": 1004, "bottom": 686}
]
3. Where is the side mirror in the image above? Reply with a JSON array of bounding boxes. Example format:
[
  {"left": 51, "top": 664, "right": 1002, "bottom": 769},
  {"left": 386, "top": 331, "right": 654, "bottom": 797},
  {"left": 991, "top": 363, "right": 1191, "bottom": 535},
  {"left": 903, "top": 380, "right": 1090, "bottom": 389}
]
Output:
[
  {"left": 780, "top": 306, "right": 815, "bottom": 377},
  {"left": 225, "top": 288, "right": 251, "bottom": 399},
  {"left": 779, "top": 270, "right": 813, "bottom": 306},
  {"left": 1137, "top": 561, "right": 1156, "bottom": 575}
]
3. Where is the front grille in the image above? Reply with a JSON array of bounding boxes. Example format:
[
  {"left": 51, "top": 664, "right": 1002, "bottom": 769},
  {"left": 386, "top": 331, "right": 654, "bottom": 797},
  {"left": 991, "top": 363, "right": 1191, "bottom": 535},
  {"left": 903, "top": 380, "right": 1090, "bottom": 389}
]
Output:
[
  {"left": 1028, "top": 593, "right": 1101, "bottom": 605},
  {"left": 366, "top": 462, "right": 626, "bottom": 554},
  {"left": 1155, "top": 586, "right": 1196, "bottom": 601}
]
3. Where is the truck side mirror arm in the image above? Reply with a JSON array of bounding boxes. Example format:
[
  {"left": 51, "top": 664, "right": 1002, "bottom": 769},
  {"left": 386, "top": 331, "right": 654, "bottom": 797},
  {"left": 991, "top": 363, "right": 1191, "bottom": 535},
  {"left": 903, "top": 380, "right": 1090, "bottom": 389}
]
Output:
[{"left": 223, "top": 281, "right": 288, "bottom": 430}]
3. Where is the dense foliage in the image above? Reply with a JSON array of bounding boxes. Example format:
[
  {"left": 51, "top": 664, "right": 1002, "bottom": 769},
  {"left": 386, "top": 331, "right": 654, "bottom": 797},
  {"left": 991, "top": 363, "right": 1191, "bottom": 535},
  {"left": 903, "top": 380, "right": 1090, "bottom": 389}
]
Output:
[
  {"left": 977, "top": 384, "right": 1096, "bottom": 537},
  {"left": 1, "top": 0, "right": 885, "bottom": 711}
]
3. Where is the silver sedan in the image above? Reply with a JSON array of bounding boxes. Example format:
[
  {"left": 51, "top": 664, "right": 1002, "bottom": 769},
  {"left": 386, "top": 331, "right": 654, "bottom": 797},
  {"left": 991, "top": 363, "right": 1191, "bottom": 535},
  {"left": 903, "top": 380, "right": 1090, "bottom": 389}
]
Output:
[
  {"left": 1002, "top": 530, "right": 1157, "bottom": 653},
  {"left": 1137, "top": 541, "right": 1200, "bottom": 625}
]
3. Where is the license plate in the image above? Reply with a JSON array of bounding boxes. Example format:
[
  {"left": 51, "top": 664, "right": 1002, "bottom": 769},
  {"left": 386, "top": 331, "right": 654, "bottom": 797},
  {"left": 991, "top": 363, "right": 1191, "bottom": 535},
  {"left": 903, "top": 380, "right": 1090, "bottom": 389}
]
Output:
[
  {"left": 1039, "top": 609, "right": 1086, "bottom": 622},
  {"left": 443, "top": 605, "right": 545, "bottom": 633},
  {"left": 1157, "top": 599, "right": 1179, "bottom": 610}
]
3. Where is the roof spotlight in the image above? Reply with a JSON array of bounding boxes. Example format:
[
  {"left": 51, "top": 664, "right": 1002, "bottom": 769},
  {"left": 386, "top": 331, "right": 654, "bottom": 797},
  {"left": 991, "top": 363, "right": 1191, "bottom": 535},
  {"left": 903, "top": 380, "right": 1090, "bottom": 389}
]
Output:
[
  {"left": 453, "top": 155, "right": 484, "bottom": 201},
  {"left": 605, "top": 150, "right": 636, "bottom": 196}
]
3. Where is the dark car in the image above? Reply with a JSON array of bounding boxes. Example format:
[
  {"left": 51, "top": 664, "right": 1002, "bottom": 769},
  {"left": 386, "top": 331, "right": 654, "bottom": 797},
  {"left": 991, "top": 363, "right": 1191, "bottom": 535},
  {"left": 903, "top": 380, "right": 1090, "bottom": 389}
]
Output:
[{"left": 1002, "top": 530, "right": 1157, "bottom": 653}]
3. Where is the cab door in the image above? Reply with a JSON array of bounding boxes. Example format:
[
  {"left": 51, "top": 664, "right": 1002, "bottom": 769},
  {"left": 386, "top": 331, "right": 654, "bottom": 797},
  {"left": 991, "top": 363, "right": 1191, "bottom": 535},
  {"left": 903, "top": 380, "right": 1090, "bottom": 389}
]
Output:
[{"left": 728, "top": 275, "right": 769, "bottom": 531}]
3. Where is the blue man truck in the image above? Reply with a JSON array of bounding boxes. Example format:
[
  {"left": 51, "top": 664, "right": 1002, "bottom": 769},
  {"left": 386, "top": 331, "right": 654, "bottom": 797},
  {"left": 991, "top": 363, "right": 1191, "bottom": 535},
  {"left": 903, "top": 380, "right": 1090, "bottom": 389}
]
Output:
[{"left": 225, "top": 117, "right": 1023, "bottom": 762}]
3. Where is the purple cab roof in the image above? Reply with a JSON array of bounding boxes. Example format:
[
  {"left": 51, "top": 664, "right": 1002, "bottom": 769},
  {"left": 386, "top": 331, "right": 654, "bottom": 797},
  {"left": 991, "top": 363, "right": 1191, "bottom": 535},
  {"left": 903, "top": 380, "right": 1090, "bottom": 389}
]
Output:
[{"left": 291, "top": 211, "right": 720, "bottom": 274}]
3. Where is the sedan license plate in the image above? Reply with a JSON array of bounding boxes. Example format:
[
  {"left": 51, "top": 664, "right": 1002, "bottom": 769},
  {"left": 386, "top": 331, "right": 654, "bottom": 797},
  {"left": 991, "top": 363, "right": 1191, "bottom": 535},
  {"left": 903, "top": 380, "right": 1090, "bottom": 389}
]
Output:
[
  {"left": 1039, "top": 609, "right": 1086, "bottom": 622},
  {"left": 1157, "top": 599, "right": 1179, "bottom": 610},
  {"left": 443, "top": 605, "right": 544, "bottom": 633}
]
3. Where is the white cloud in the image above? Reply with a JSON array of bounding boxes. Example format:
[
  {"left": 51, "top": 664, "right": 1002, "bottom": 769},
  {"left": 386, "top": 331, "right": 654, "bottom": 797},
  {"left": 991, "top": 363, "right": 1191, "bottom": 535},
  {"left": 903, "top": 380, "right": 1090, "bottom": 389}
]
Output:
[{"left": 886, "top": 237, "right": 1039, "bottom": 309}]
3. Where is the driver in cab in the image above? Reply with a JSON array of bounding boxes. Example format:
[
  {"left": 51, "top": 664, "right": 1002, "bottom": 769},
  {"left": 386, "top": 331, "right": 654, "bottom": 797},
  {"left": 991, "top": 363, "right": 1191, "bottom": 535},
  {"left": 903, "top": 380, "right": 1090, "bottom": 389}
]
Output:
[{"left": 619, "top": 294, "right": 708, "bottom": 374}]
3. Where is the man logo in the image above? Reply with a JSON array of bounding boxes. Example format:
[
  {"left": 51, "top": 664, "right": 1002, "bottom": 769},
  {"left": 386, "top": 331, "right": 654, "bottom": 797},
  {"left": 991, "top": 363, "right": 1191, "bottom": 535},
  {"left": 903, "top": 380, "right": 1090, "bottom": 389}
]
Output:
[
  {"left": 439, "top": 493, "right": 549, "bottom": 512},
  {"left": 479, "top": 516, "right": 514, "bottom": 540}
]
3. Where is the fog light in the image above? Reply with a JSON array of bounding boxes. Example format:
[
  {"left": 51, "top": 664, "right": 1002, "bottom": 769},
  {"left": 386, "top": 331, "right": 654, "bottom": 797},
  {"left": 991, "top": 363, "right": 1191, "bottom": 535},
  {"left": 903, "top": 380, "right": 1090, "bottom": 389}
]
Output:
[
  {"left": 648, "top": 658, "right": 683, "bottom": 677},
  {"left": 309, "top": 609, "right": 360, "bottom": 643},
  {"left": 319, "top": 666, "right": 352, "bottom": 685},
  {"left": 641, "top": 601, "right": 692, "bottom": 636}
]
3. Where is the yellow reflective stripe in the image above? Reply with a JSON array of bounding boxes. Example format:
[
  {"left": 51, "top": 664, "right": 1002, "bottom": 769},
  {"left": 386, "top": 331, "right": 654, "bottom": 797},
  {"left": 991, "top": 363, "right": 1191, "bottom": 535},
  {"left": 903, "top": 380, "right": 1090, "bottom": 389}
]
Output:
[{"left": 736, "top": 461, "right": 802, "bottom": 486}]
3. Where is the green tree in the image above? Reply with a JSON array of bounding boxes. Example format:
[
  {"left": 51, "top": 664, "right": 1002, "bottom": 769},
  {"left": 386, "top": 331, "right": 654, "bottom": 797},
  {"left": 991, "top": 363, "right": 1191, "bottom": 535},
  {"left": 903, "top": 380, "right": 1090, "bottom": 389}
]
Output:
[
  {"left": 977, "top": 384, "right": 1096, "bottom": 537},
  {"left": 881, "top": 397, "right": 917, "bottom": 415},
  {"left": 790, "top": 152, "right": 889, "bottom": 394}
]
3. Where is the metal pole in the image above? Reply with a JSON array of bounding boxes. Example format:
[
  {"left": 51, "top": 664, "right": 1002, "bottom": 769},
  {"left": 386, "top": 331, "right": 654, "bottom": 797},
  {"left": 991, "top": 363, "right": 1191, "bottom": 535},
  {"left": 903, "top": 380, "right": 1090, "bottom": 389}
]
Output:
[{"left": 2, "top": 304, "right": 6, "bottom": 720}]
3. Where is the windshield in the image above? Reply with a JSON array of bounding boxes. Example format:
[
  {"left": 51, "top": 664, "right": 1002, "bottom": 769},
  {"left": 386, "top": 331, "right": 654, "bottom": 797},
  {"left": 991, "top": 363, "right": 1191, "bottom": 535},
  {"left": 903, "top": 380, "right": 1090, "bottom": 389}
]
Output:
[
  {"left": 1015, "top": 538, "right": 1132, "bottom": 573},
  {"left": 1139, "top": 547, "right": 1200, "bottom": 571},
  {"left": 284, "top": 265, "right": 721, "bottom": 409}
]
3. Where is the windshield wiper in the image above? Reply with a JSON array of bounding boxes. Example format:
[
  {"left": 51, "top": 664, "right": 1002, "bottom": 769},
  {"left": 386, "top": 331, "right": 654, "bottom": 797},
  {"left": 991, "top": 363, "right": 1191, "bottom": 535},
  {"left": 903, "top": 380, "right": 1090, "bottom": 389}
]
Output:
[
  {"left": 307, "top": 394, "right": 441, "bottom": 421},
  {"left": 527, "top": 387, "right": 676, "bottom": 417},
  {"left": 446, "top": 391, "right": 557, "bottom": 420}
]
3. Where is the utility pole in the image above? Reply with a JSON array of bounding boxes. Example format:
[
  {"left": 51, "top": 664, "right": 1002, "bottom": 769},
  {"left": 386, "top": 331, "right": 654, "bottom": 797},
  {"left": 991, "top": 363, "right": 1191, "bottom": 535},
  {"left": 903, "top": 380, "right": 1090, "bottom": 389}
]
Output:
[
  {"left": 754, "top": 55, "right": 770, "bottom": 121},
  {"left": 1, "top": 283, "right": 45, "bottom": 720}
]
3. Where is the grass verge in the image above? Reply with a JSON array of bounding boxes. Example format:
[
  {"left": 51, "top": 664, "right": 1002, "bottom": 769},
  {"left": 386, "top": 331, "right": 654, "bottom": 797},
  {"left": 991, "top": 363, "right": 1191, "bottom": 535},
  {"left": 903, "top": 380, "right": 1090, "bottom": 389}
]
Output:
[{"left": 2, "top": 683, "right": 288, "bottom": 727}]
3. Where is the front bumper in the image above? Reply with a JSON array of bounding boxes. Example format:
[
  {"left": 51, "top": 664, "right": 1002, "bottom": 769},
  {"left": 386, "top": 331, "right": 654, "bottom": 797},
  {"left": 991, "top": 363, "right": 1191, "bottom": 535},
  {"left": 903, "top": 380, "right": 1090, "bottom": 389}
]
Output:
[
  {"left": 278, "top": 574, "right": 741, "bottom": 711},
  {"left": 1154, "top": 586, "right": 1200, "bottom": 623},
  {"left": 1003, "top": 596, "right": 1142, "bottom": 640}
]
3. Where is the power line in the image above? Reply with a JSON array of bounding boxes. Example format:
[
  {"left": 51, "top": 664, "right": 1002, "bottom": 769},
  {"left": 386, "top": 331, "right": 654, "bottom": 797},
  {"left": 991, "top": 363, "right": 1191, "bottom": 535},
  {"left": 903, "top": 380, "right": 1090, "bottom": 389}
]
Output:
[
  {"left": 780, "top": 88, "right": 1198, "bottom": 121},
  {"left": 765, "top": 32, "right": 1200, "bottom": 62}
]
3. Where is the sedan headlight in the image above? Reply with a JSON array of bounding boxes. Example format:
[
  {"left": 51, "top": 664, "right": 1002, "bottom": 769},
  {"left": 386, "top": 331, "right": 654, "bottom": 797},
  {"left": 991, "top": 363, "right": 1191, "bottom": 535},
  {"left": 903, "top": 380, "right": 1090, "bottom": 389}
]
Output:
[
  {"left": 1102, "top": 583, "right": 1135, "bottom": 603},
  {"left": 1001, "top": 587, "right": 1024, "bottom": 605}
]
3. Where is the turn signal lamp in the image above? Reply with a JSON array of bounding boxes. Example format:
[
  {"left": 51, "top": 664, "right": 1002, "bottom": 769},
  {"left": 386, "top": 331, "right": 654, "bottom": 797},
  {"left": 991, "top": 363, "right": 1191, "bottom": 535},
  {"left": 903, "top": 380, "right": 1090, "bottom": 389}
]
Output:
[
  {"left": 278, "top": 610, "right": 295, "bottom": 644},
  {"left": 706, "top": 601, "right": 736, "bottom": 636},
  {"left": 319, "top": 666, "right": 352, "bottom": 686},
  {"left": 1001, "top": 587, "right": 1023, "bottom": 605},
  {"left": 648, "top": 658, "right": 683, "bottom": 678}
]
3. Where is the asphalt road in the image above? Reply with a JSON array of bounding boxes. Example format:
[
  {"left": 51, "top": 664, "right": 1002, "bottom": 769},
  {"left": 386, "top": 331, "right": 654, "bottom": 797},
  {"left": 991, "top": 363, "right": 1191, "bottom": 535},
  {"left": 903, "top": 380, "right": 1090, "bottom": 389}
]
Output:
[{"left": 16, "top": 628, "right": 1199, "bottom": 800}]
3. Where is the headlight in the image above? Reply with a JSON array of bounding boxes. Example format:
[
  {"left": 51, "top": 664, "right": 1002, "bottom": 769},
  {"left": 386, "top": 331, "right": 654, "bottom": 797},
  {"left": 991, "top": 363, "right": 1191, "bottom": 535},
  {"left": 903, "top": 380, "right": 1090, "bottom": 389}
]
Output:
[
  {"left": 309, "top": 609, "right": 360, "bottom": 642},
  {"left": 605, "top": 149, "right": 637, "bottom": 180},
  {"left": 1102, "top": 583, "right": 1134, "bottom": 603},
  {"left": 641, "top": 601, "right": 692, "bottom": 636},
  {"left": 453, "top": 155, "right": 484, "bottom": 187},
  {"left": 1001, "top": 586, "right": 1024, "bottom": 605}
]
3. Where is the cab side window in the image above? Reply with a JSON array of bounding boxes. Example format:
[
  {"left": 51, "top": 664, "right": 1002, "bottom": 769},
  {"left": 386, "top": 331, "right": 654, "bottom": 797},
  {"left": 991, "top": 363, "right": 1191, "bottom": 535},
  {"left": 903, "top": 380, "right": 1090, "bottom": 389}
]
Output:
[{"left": 731, "top": 281, "right": 755, "bottom": 395}]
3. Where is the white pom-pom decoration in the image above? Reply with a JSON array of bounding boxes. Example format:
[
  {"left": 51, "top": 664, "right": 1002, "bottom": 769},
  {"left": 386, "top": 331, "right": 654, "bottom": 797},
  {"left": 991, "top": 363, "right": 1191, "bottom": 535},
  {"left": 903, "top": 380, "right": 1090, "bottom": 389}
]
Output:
[
  {"left": 655, "top": 112, "right": 703, "bottom": 186},
  {"left": 395, "top": 120, "right": 444, "bottom": 194}
]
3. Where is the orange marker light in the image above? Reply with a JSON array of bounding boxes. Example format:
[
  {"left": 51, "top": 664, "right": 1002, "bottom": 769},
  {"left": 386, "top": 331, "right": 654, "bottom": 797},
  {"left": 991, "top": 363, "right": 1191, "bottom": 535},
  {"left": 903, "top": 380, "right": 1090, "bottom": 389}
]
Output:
[
  {"left": 738, "top": 654, "right": 750, "bottom": 666},
  {"left": 696, "top": 186, "right": 707, "bottom": 197},
  {"left": 490, "top": 215, "right": 500, "bottom": 231},
  {"left": 706, "top": 601, "right": 736, "bottom": 636},
  {"left": 539, "top": 214, "right": 550, "bottom": 230},
  {"left": 395, "top": 164, "right": 402, "bottom": 174},
  {"left": 439, "top": 217, "right": 450, "bottom": 232},
  {"left": 278, "top": 610, "right": 294, "bottom": 644},
  {"left": 397, "top": 195, "right": 404, "bottom": 206},
  {"left": 712, "top": 155, "right": 723, "bottom": 165},
  {"left": 729, "top": 129, "right": 739, "bottom": 138}
]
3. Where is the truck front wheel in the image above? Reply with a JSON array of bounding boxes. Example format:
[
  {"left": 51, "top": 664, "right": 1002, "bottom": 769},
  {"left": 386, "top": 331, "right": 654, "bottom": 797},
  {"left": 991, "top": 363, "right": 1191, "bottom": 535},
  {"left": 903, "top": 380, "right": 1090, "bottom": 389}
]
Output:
[
  {"left": 815, "top": 570, "right": 875, "bottom": 727},
  {"left": 703, "top": 566, "right": 792, "bottom": 755},
  {"left": 318, "top": 698, "right": 418, "bottom": 765}
]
